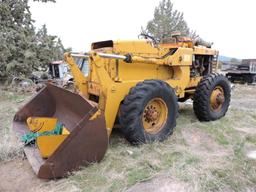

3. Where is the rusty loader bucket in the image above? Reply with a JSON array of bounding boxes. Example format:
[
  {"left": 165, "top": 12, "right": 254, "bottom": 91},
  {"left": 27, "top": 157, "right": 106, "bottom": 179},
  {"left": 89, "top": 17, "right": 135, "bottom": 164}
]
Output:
[{"left": 13, "top": 84, "right": 108, "bottom": 179}]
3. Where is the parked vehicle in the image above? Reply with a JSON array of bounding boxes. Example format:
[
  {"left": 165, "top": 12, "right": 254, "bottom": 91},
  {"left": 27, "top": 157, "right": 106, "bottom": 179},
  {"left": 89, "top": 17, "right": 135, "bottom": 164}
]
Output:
[{"left": 226, "top": 59, "right": 256, "bottom": 84}]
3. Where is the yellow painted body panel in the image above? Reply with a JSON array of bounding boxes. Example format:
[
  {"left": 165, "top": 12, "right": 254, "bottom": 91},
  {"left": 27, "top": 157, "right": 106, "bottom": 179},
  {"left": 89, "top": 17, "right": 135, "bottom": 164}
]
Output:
[
  {"left": 62, "top": 127, "right": 70, "bottom": 135},
  {"left": 26, "top": 117, "right": 70, "bottom": 158},
  {"left": 187, "top": 77, "right": 203, "bottom": 88},
  {"left": 27, "top": 117, "right": 57, "bottom": 132},
  {"left": 193, "top": 46, "right": 219, "bottom": 55},
  {"left": 64, "top": 39, "right": 218, "bottom": 136},
  {"left": 37, "top": 135, "right": 68, "bottom": 158},
  {"left": 113, "top": 40, "right": 162, "bottom": 56}
]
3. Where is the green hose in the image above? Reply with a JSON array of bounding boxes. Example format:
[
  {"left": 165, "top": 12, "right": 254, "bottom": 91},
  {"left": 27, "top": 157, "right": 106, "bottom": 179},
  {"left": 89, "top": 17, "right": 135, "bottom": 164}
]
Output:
[{"left": 21, "top": 123, "right": 63, "bottom": 145}]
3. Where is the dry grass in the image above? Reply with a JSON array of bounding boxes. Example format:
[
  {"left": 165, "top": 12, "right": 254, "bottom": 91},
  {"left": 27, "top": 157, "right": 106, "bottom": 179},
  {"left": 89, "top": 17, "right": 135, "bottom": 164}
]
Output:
[
  {"left": 0, "top": 84, "right": 256, "bottom": 192},
  {"left": 0, "top": 90, "right": 28, "bottom": 161}
]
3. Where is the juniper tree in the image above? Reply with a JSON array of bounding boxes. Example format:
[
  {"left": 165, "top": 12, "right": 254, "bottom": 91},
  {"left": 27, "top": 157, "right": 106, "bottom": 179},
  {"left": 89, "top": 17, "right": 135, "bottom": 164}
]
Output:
[
  {"left": 35, "top": 24, "right": 64, "bottom": 69},
  {"left": 0, "top": 0, "right": 66, "bottom": 81}
]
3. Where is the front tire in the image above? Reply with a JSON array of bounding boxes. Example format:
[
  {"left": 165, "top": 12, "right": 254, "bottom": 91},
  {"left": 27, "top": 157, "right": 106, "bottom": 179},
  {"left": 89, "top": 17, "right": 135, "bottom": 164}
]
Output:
[
  {"left": 193, "top": 73, "right": 231, "bottom": 121},
  {"left": 120, "top": 80, "right": 178, "bottom": 144}
]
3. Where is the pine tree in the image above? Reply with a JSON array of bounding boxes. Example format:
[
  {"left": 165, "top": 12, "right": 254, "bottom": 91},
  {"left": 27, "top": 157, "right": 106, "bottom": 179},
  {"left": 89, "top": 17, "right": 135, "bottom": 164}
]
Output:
[{"left": 145, "top": 0, "right": 196, "bottom": 42}]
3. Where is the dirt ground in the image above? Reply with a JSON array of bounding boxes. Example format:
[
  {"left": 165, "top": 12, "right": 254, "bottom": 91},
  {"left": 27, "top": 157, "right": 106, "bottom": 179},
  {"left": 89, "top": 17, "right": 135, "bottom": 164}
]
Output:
[
  {"left": 0, "top": 159, "right": 43, "bottom": 192},
  {"left": 0, "top": 84, "right": 256, "bottom": 192}
]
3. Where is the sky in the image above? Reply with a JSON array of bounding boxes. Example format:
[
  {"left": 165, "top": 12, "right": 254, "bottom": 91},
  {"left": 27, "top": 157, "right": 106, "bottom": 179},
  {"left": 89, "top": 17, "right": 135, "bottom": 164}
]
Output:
[{"left": 29, "top": 0, "right": 256, "bottom": 59}]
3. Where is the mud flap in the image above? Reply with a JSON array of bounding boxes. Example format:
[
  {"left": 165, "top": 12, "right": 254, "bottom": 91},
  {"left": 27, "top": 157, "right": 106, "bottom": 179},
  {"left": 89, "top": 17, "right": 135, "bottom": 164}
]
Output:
[{"left": 13, "top": 84, "right": 108, "bottom": 179}]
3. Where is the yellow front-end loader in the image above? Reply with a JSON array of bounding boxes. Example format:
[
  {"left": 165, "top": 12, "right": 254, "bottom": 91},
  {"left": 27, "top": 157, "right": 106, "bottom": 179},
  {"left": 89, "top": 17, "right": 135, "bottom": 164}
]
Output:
[{"left": 13, "top": 34, "right": 231, "bottom": 179}]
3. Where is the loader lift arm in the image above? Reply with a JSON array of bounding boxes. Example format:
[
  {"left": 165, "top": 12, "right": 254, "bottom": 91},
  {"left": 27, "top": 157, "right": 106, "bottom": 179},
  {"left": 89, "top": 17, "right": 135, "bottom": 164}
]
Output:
[{"left": 64, "top": 53, "right": 89, "bottom": 97}]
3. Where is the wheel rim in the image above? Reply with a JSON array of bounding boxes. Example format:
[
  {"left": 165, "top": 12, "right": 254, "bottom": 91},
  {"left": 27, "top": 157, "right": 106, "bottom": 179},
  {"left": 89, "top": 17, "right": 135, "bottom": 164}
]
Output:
[
  {"left": 142, "top": 98, "right": 168, "bottom": 134},
  {"left": 210, "top": 86, "right": 225, "bottom": 112}
]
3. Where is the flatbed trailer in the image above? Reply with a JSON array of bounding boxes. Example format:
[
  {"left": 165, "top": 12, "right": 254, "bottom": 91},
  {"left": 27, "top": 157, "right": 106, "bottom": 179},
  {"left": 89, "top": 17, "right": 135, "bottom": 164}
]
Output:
[{"left": 226, "top": 60, "right": 256, "bottom": 84}]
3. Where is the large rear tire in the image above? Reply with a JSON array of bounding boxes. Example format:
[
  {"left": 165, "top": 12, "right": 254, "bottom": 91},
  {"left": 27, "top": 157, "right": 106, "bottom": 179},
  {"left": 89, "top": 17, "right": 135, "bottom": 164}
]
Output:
[
  {"left": 193, "top": 73, "right": 231, "bottom": 121},
  {"left": 119, "top": 80, "right": 178, "bottom": 144}
]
